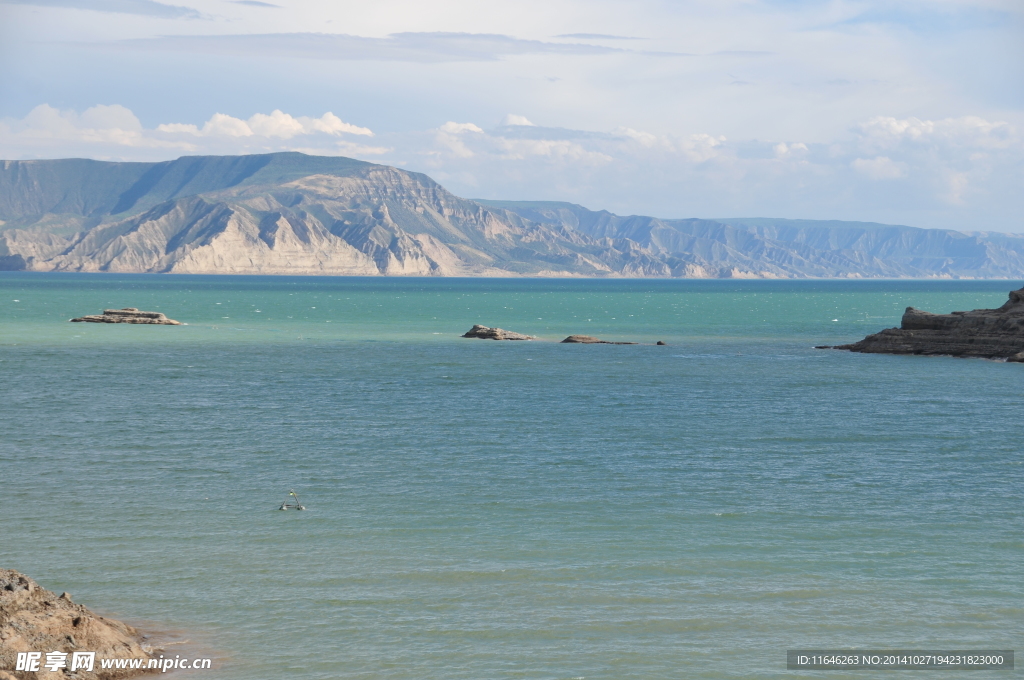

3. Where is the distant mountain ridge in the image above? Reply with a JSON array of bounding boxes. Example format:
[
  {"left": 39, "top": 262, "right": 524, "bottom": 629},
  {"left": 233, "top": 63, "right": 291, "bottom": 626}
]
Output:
[
  {"left": 0, "top": 154, "right": 371, "bottom": 234},
  {"left": 2, "top": 152, "right": 1023, "bottom": 278},
  {"left": 478, "top": 200, "right": 1024, "bottom": 279}
]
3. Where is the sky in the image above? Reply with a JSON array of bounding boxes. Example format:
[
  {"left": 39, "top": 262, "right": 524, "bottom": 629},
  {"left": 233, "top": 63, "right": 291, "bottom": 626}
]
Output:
[{"left": 0, "top": 0, "right": 1022, "bottom": 230}]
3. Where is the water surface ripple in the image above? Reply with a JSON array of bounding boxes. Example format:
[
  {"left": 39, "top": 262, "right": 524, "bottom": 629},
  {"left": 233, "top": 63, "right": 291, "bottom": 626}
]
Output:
[{"left": 1, "top": 274, "right": 1021, "bottom": 679}]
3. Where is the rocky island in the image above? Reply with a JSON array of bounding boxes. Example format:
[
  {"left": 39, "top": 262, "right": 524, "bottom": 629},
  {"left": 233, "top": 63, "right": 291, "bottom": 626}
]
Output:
[
  {"left": 0, "top": 569, "right": 154, "bottom": 679},
  {"left": 70, "top": 308, "right": 181, "bottom": 325},
  {"left": 462, "top": 325, "right": 534, "bottom": 340},
  {"left": 822, "top": 287, "right": 1024, "bottom": 361},
  {"left": 560, "top": 335, "right": 638, "bottom": 345},
  {"left": 461, "top": 327, "right": 664, "bottom": 344}
]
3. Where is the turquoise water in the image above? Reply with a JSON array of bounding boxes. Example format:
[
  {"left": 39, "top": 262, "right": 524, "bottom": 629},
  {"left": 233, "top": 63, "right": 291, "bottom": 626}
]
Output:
[{"left": 1, "top": 273, "right": 1021, "bottom": 679}]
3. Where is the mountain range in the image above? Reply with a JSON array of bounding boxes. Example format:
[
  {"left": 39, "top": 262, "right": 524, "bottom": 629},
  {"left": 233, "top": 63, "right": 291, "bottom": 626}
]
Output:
[{"left": 2, "top": 152, "right": 1023, "bottom": 278}]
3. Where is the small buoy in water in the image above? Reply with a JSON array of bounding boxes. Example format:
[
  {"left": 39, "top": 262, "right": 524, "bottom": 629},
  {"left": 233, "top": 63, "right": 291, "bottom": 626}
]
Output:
[{"left": 278, "top": 490, "right": 305, "bottom": 510}]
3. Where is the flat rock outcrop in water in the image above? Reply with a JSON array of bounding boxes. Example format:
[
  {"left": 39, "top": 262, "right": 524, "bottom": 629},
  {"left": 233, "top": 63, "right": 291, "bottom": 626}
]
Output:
[
  {"left": 560, "top": 335, "right": 639, "bottom": 345},
  {"left": 823, "top": 288, "right": 1024, "bottom": 361},
  {"left": 462, "top": 325, "right": 534, "bottom": 340},
  {"left": 0, "top": 569, "right": 154, "bottom": 679},
  {"left": 70, "top": 308, "right": 181, "bottom": 325}
]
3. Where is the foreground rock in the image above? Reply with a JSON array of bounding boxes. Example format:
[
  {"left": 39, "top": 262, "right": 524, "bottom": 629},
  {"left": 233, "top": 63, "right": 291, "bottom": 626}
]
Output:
[
  {"left": 462, "top": 325, "right": 534, "bottom": 340},
  {"left": 70, "top": 308, "right": 181, "bottom": 325},
  {"left": 0, "top": 569, "right": 154, "bottom": 679},
  {"left": 822, "top": 288, "right": 1024, "bottom": 361},
  {"left": 560, "top": 335, "right": 638, "bottom": 345}
]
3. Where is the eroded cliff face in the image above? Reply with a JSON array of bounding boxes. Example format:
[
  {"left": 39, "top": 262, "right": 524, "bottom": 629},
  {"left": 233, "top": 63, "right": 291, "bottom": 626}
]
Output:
[
  {"left": 1, "top": 165, "right": 662, "bottom": 277},
  {"left": 830, "top": 288, "right": 1024, "bottom": 360},
  {"left": 483, "top": 201, "right": 1024, "bottom": 279},
  {"left": 7, "top": 153, "right": 1024, "bottom": 278}
]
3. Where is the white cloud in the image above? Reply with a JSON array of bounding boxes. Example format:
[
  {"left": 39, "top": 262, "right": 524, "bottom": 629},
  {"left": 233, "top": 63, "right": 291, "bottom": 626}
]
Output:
[
  {"left": 77, "top": 104, "right": 144, "bottom": 132},
  {"left": 5, "top": 0, "right": 202, "bottom": 19},
  {"left": 614, "top": 127, "right": 658, "bottom": 147},
  {"left": 851, "top": 155, "right": 907, "bottom": 179},
  {"left": 305, "top": 112, "right": 373, "bottom": 136},
  {"left": 0, "top": 105, "right": 379, "bottom": 160},
  {"left": 856, "top": 115, "right": 1016, "bottom": 153},
  {"left": 244, "top": 111, "right": 298, "bottom": 137},
  {"left": 774, "top": 142, "right": 808, "bottom": 158},
  {"left": 502, "top": 114, "right": 536, "bottom": 127},
  {"left": 6, "top": 0, "right": 1023, "bottom": 159},
  {"left": 1, "top": 105, "right": 1022, "bottom": 231},
  {"left": 497, "top": 138, "right": 612, "bottom": 164},
  {"left": 440, "top": 121, "right": 484, "bottom": 134},
  {"left": 679, "top": 133, "right": 727, "bottom": 163},
  {"left": 393, "top": 113, "right": 1021, "bottom": 230},
  {"left": 156, "top": 110, "right": 373, "bottom": 139},
  {"left": 200, "top": 113, "right": 254, "bottom": 137},
  {"left": 108, "top": 31, "right": 633, "bottom": 63},
  {"left": 945, "top": 171, "right": 970, "bottom": 206},
  {"left": 8, "top": 104, "right": 175, "bottom": 149}
]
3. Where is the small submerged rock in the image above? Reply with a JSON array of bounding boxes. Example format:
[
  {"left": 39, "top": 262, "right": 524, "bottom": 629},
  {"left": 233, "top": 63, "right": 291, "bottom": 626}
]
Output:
[
  {"left": 70, "top": 308, "right": 181, "bottom": 325},
  {"left": 560, "top": 335, "right": 638, "bottom": 345},
  {"left": 462, "top": 325, "right": 534, "bottom": 340}
]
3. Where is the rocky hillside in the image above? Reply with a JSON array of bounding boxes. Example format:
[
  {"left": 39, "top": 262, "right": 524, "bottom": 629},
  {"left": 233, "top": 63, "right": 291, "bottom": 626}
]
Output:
[
  {"left": 0, "top": 154, "right": 654, "bottom": 276},
  {"left": 3, "top": 153, "right": 1023, "bottom": 278}
]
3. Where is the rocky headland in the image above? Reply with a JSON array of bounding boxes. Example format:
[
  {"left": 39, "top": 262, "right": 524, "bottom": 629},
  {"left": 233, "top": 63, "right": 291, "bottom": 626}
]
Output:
[
  {"left": 823, "top": 287, "right": 1024, "bottom": 361},
  {"left": 0, "top": 569, "right": 154, "bottom": 679},
  {"left": 462, "top": 325, "right": 534, "bottom": 340},
  {"left": 70, "top": 308, "right": 181, "bottom": 325}
]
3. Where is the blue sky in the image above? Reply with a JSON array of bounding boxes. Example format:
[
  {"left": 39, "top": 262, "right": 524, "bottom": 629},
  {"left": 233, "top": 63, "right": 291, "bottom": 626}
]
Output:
[{"left": 0, "top": 0, "right": 1022, "bottom": 230}]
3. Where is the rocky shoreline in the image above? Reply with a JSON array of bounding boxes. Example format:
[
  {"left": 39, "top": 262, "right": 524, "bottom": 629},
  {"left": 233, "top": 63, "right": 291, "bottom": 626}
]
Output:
[
  {"left": 70, "top": 308, "right": 181, "bottom": 325},
  {"left": 0, "top": 570, "right": 155, "bottom": 679},
  {"left": 820, "top": 287, "right": 1024, "bottom": 361}
]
